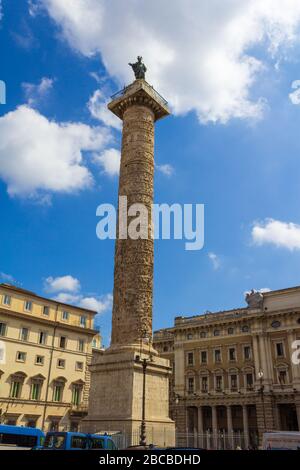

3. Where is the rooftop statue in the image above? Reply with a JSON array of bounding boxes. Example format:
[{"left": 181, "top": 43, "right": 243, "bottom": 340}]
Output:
[
  {"left": 129, "top": 56, "right": 147, "bottom": 80},
  {"left": 245, "top": 289, "right": 264, "bottom": 309}
]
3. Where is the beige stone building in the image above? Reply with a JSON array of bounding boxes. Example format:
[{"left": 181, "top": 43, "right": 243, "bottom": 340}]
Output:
[
  {"left": 153, "top": 286, "right": 300, "bottom": 448},
  {"left": 0, "top": 283, "right": 100, "bottom": 431}
]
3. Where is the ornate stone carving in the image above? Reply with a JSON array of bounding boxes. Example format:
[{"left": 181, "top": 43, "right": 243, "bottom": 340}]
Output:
[{"left": 245, "top": 289, "right": 264, "bottom": 309}]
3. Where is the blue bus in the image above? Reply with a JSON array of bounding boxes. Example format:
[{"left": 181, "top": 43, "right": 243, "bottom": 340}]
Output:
[
  {"left": 0, "top": 424, "right": 45, "bottom": 449},
  {"left": 41, "top": 431, "right": 117, "bottom": 450}
]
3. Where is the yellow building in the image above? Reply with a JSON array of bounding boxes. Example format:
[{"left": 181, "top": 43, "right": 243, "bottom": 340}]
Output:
[
  {"left": 0, "top": 283, "right": 100, "bottom": 431},
  {"left": 153, "top": 286, "right": 300, "bottom": 449}
]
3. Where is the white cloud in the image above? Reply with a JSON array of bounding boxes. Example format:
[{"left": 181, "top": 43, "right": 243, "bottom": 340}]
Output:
[
  {"left": 54, "top": 292, "right": 80, "bottom": 304},
  {"left": 0, "top": 105, "right": 111, "bottom": 198},
  {"left": 156, "top": 164, "right": 174, "bottom": 177},
  {"left": 45, "top": 274, "right": 112, "bottom": 314},
  {"left": 252, "top": 218, "right": 300, "bottom": 250},
  {"left": 0, "top": 272, "right": 16, "bottom": 284},
  {"left": 45, "top": 275, "right": 81, "bottom": 293},
  {"left": 289, "top": 80, "right": 300, "bottom": 104},
  {"left": 244, "top": 287, "right": 271, "bottom": 296},
  {"left": 88, "top": 89, "right": 121, "bottom": 130},
  {"left": 208, "top": 252, "right": 221, "bottom": 270},
  {"left": 79, "top": 294, "right": 112, "bottom": 313},
  {"left": 54, "top": 291, "right": 112, "bottom": 314},
  {"left": 28, "top": 0, "right": 41, "bottom": 17},
  {"left": 38, "top": 0, "right": 300, "bottom": 123},
  {"left": 22, "top": 77, "right": 54, "bottom": 106},
  {"left": 93, "top": 148, "right": 120, "bottom": 176}
]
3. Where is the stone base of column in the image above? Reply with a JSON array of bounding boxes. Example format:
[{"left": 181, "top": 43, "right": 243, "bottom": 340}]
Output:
[{"left": 81, "top": 348, "right": 175, "bottom": 448}]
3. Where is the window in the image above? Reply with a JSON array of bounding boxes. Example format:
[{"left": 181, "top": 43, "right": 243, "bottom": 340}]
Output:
[
  {"left": 228, "top": 327, "right": 234, "bottom": 335},
  {"left": 75, "top": 361, "right": 83, "bottom": 371},
  {"left": 278, "top": 370, "right": 287, "bottom": 385},
  {"left": 229, "top": 347, "right": 236, "bottom": 361},
  {"left": 214, "top": 329, "right": 220, "bottom": 337},
  {"left": 16, "top": 351, "right": 26, "bottom": 362},
  {"left": 35, "top": 355, "right": 44, "bottom": 365},
  {"left": 187, "top": 377, "right": 194, "bottom": 393},
  {"left": 246, "top": 373, "right": 253, "bottom": 388},
  {"left": 271, "top": 320, "right": 281, "bottom": 329},
  {"left": 24, "top": 300, "right": 32, "bottom": 312},
  {"left": 241, "top": 325, "right": 249, "bottom": 333},
  {"left": 10, "top": 380, "right": 22, "bottom": 398},
  {"left": 43, "top": 306, "right": 49, "bottom": 316},
  {"left": 244, "top": 346, "right": 251, "bottom": 360},
  {"left": 53, "top": 384, "right": 64, "bottom": 402},
  {"left": 0, "top": 322, "right": 7, "bottom": 337},
  {"left": 201, "top": 376, "right": 208, "bottom": 392},
  {"left": 62, "top": 311, "right": 69, "bottom": 321},
  {"left": 80, "top": 315, "right": 87, "bottom": 327},
  {"left": 163, "top": 346, "right": 168, "bottom": 352},
  {"left": 216, "top": 375, "right": 223, "bottom": 391},
  {"left": 26, "top": 419, "right": 37, "bottom": 428},
  {"left": 201, "top": 351, "right": 207, "bottom": 364},
  {"left": 107, "top": 439, "right": 116, "bottom": 450},
  {"left": 276, "top": 342, "right": 284, "bottom": 357},
  {"left": 59, "top": 336, "right": 67, "bottom": 349},
  {"left": 200, "top": 331, "right": 206, "bottom": 338},
  {"left": 3, "top": 294, "right": 11, "bottom": 306},
  {"left": 187, "top": 352, "right": 194, "bottom": 365},
  {"left": 31, "top": 382, "right": 41, "bottom": 400},
  {"left": 71, "top": 385, "right": 82, "bottom": 406},
  {"left": 230, "top": 374, "right": 237, "bottom": 390},
  {"left": 214, "top": 349, "right": 221, "bottom": 363},
  {"left": 38, "top": 331, "right": 47, "bottom": 345},
  {"left": 57, "top": 359, "right": 65, "bottom": 369},
  {"left": 71, "top": 436, "right": 87, "bottom": 449},
  {"left": 78, "top": 339, "right": 85, "bottom": 352},
  {"left": 20, "top": 327, "right": 29, "bottom": 341}
]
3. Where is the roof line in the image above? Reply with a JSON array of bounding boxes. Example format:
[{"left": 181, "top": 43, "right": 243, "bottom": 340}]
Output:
[{"left": 0, "top": 283, "right": 97, "bottom": 315}]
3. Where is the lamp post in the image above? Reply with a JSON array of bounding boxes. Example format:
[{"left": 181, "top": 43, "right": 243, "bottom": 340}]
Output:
[
  {"left": 135, "top": 333, "right": 152, "bottom": 447},
  {"left": 258, "top": 370, "right": 266, "bottom": 432}
]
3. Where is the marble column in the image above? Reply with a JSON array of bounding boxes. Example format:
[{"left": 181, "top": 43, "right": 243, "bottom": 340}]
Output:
[
  {"left": 242, "top": 405, "right": 250, "bottom": 449},
  {"left": 227, "top": 405, "right": 234, "bottom": 449},
  {"left": 296, "top": 404, "right": 300, "bottom": 432},
  {"left": 198, "top": 406, "right": 203, "bottom": 448},
  {"left": 212, "top": 406, "right": 218, "bottom": 449}
]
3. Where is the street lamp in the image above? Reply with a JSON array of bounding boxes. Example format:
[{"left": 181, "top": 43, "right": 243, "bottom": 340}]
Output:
[
  {"left": 258, "top": 369, "right": 266, "bottom": 432},
  {"left": 135, "top": 333, "right": 153, "bottom": 447}
]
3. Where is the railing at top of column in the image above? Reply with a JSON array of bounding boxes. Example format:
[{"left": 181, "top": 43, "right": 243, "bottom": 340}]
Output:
[{"left": 111, "top": 82, "right": 168, "bottom": 107}]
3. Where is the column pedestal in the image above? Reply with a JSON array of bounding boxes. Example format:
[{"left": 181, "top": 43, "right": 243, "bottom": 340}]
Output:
[{"left": 82, "top": 348, "right": 175, "bottom": 447}]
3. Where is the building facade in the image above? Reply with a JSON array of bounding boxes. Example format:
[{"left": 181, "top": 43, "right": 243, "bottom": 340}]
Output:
[
  {"left": 153, "top": 286, "right": 300, "bottom": 448},
  {"left": 0, "top": 283, "right": 100, "bottom": 431}
]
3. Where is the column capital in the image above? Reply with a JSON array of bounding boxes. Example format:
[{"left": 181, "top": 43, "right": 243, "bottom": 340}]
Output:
[{"left": 108, "top": 79, "right": 170, "bottom": 122}]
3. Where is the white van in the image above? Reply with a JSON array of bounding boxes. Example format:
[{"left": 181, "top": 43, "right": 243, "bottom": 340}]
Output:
[{"left": 263, "top": 432, "right": 300, "bottom": 450}]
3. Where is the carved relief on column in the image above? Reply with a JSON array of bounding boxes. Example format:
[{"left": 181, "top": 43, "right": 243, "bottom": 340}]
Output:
[{"left": 111, "top": 104, "right": 155, "bottom": 347}]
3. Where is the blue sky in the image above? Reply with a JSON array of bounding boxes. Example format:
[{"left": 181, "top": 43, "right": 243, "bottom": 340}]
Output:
[{"left": 1, "top": 1, "right": 300, "bottom": 346}]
